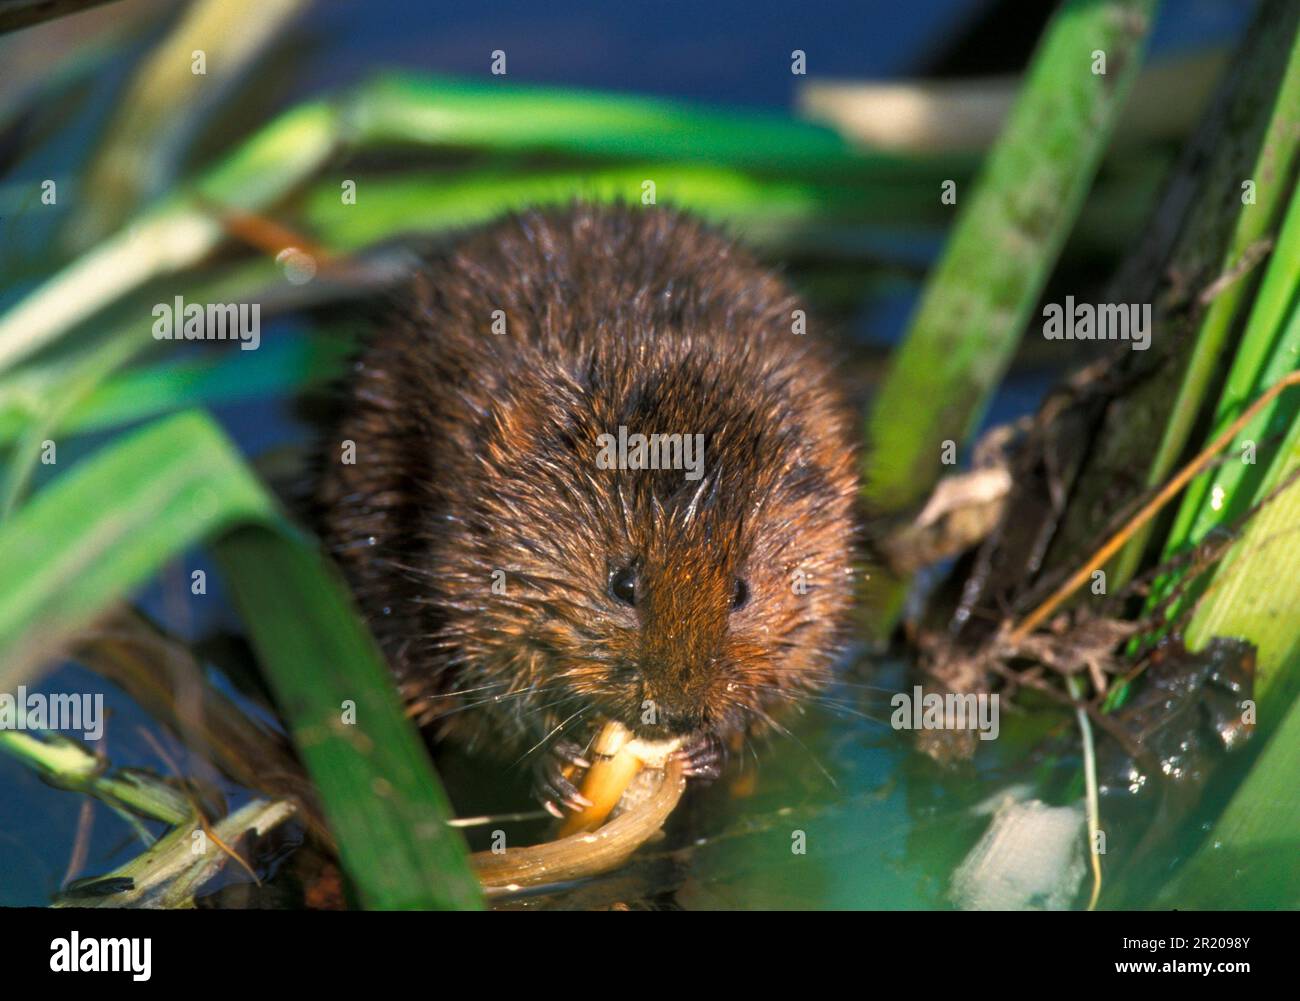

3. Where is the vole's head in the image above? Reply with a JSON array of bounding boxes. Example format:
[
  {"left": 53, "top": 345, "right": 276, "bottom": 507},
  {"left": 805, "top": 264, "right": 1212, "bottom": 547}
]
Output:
[
  {"left": 426, "top": 343, "right": 859, "bottom": 754},
  {"left": 320, "top": 204, "right": 861, "bottom": 761}
]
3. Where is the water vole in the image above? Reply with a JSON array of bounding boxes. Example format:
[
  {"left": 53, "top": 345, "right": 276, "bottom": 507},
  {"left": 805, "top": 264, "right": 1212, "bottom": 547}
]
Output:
[{"left": 316, "top": 203, "right": 859, "bottom": 812}]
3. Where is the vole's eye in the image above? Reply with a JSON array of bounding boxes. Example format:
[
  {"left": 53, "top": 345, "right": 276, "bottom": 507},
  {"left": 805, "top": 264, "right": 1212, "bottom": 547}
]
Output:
[
  {"left": 609, "top": 566, "right": 638, "bottom": 607},
  {"left": 732, "top": 578, "right": 749, "bottom": 611}
]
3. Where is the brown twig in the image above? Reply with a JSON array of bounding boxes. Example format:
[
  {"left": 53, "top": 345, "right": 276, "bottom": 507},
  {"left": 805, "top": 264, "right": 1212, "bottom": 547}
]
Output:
[
  {"left": 1008, "top": 370, "right": 1300, "bottom": 644},
  {"left": 191, "top": 194, "right": 334, "bottom": 264},
  {"left": 134, "top": 723, "right": 262, "bottom": 886}
]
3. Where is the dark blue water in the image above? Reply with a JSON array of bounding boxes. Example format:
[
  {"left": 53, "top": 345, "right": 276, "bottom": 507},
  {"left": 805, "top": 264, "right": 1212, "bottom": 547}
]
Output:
[{"left": 295, "top": 0, "right": 1249, "bottom": 108}]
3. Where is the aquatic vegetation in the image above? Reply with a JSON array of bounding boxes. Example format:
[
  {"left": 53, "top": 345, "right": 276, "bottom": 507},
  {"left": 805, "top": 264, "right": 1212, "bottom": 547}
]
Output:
[{"left": 0, "top": 0, "right": 1296, "bottom": 912}]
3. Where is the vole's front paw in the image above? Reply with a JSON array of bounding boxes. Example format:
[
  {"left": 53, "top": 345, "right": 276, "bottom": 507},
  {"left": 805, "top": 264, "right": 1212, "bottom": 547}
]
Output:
[
  {"left": 674, "top": 732, "right": 724, "bottom": 781},
  {"left": 533, "top": 739, "right": 593, "bottom": 818}
]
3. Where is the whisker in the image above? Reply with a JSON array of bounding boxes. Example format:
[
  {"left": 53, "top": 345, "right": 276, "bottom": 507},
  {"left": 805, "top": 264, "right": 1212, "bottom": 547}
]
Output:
[
  {"left": 513, "top": 704, "right": 590, "bottom": 766},
  {"left": 416, "top": 685, "right": 566, "bottom": 721},
  {"left": 412, "top": 681, "right": 512, "bottom": 700},
  {"left": 731, "top": 681, "right": 888, "bottom": 725},
  {"left": 719, "top": 692, "right": 838, "bottom": 790}
]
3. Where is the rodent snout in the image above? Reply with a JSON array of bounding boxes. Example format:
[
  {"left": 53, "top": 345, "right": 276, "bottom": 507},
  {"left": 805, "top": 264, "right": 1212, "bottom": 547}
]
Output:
[
  {"left": 650, "top": 704, "right": 707, "bottom": 737},
  {"left": 633, "top": 680, "right": 712, "bottom": 737}
]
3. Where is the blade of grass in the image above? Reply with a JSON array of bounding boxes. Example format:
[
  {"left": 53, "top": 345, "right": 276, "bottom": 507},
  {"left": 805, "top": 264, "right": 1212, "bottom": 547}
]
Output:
[
  {"left": 1036, "top": 0, "right": 1300, "bottom": 594},
  {"left": 0, "top": 71, "right": 950, "bottom": 375},
  {"left": 0, "top": 331, "right": 350, "bottom": 448},
  {"left": 0, "top": 98, "right": 338, "bottom": 374},
  {"left": 0, "top": 410, "right": 482, "bottom": 909},
  {"left": 1163, "top": 191, "right": 1300, "bottom": 570},
  {"left": 0, "top": 725, "right": 193, "bottom": 825},
  {"left": 299, "top": 163, "right": 949, "bottom": 253},
  {"left": 0, "top": 255, "right": 352, "bottom": 513},
  {"left": 74, "top": 608, "right": 332, "bottom": 843},
  {"left": 1128, "top": 250, "right": 1300, "bottom": 906},
  {"left": 862, "top": 0, "right": 1158, "bottom": 519},
  {"left": 1182, "top": 372, "right": 1300, "bottom": 717},
  {"left": 1108, "top": 18, "right": 1300, "bottom": 586},
  {"left": 73, "top": 0, "right": 309, "bottom": 247},
  {"left": 346, "top": 72, "right": 931, "bottom": 178}
]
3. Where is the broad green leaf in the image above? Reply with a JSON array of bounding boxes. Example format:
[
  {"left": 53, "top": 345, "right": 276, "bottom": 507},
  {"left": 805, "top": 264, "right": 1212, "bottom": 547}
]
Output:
[
  {"left": 0, "top": 410, "right": 482, "bottom": 910},
  {"left": 863, "top": 0, "right": 1159, "bottom": 517}
]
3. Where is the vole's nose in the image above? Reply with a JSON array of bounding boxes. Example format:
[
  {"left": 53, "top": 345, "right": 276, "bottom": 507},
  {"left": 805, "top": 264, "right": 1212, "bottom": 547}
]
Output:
[
  {"left": 642, "top": 697, "right": 706, "bottom": 736},
  {"left": 662, "top": 713, "right": 700, "bottom": 736}
]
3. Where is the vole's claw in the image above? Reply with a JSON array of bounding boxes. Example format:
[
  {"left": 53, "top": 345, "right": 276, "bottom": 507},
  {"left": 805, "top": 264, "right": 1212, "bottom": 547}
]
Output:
[
  {"left": 533, "top": 741, "right": 593, "bottom": 814},
  {"left": 675, "top": 733, "right": 724, "bottom": 781},
  {"left": 552, "top": 739, "right": 592, "bottom": 770}
]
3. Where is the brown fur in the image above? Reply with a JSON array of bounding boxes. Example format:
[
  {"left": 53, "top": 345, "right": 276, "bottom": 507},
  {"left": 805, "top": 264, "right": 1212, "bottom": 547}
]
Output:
[{"left": 316, "top": 203, "right": 859, "bottom": 760}]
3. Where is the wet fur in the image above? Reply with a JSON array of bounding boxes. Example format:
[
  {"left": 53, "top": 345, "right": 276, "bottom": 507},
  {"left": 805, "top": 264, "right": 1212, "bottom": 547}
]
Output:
[{"left": 316, "top": 203, "right": 859, "bottom": 761}]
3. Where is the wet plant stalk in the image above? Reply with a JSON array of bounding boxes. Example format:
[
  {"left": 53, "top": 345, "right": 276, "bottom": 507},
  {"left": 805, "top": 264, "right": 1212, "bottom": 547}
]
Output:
[
  {"left": 864, "top": 0, "right": 1159, "bottom": 517},
  {"left": 1068, "top": 675, "right": 1103, "bottom": 911}
]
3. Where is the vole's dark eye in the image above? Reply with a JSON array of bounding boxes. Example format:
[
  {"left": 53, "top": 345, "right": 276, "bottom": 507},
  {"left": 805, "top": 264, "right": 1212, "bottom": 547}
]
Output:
[
  {"left": 609, "top": 566, "right": 638, "bottom": 607},
  {"left": 732, "top": 578, "right": 749, "bottom": 611}
]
